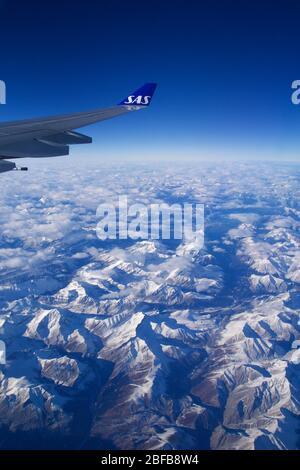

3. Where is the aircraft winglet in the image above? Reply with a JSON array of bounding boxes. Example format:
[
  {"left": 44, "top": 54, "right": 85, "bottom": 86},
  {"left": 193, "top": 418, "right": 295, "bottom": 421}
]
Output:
[{"left": 119, "top": 83, "right": 157, "bottom": 106}]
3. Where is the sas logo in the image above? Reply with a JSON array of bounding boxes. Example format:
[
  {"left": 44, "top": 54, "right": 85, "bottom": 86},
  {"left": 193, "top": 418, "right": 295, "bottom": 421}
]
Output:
[{"left": 124, "top": 95, "right": 151, "bottom": 105}]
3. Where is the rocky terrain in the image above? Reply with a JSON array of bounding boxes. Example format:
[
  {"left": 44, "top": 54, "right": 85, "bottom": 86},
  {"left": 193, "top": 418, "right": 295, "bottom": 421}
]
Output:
[{"left": 0, "top": 161, "right": 300, "bottom": 449}]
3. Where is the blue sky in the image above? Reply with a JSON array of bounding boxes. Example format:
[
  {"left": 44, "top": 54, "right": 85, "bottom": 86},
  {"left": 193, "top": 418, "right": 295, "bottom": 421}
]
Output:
[{"left": 1, "top": 0, "right": 300, "bottom": 161}]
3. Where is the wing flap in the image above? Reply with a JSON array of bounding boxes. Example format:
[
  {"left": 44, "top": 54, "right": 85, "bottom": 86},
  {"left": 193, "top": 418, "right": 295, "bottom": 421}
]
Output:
[
  {"left": 39, "top": 131, "right": 92, "bottom": 145},
  {"left": 0, "top": 139, "right": 69, "bottom": 158},
  {"left": 0, "top": 160, "right": 16, "bottom": 173}
]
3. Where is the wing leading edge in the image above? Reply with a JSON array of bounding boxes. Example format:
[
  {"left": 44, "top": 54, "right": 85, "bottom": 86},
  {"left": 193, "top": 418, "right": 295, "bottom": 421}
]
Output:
[{"left": 0, "top": 83, "right": 157, "bottom": 172}]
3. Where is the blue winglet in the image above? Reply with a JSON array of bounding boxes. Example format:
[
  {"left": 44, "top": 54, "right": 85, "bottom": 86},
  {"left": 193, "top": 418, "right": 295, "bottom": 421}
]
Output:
[{"left": 119, "top": 83, "right": 157, "bottom": 106}]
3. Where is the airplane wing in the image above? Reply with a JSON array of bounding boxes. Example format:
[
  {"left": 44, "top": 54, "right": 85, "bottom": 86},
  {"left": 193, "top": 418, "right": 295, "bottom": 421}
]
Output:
[{"left": 0, "top": 83, "right": 157, "bottom": 173}]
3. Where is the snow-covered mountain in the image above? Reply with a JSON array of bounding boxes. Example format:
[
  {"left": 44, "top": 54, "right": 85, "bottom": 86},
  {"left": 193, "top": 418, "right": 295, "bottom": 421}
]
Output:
[{"left": 0, "top": 161, "right": 300, "bottom": 450}]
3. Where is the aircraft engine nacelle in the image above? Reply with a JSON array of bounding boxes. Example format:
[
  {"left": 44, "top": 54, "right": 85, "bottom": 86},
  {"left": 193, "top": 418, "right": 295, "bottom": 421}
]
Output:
[{"left": 0, "top": 160, "right": 16, "bottom": 173}]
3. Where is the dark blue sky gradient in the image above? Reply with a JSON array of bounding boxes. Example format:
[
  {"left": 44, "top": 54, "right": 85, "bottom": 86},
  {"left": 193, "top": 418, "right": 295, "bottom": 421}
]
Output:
[{"left": 1, "top": 0, "right": 300, "bottom": 160}]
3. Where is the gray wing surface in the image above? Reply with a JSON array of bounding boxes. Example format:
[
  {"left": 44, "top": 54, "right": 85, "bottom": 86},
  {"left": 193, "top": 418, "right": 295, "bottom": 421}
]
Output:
[{"left": 0, "top": 106, "right": 135, "bottom": 158}]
